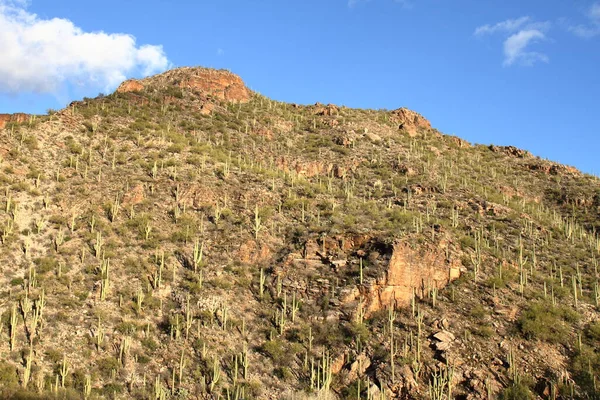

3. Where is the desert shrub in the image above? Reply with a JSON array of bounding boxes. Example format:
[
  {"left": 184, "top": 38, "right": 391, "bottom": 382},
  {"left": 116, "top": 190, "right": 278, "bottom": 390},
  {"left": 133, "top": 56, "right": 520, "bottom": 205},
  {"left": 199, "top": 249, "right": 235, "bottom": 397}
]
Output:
[
  {"left": 586, "top": 321, "right": 600, "bottom": 341},
  {"left": 97, "top": 357, "right": 120, "bottom": 377},
  {"left": 0, "top": 361, "right": 18, "bottom": 386},
  {"left": 499, "top": 382, "right": 534, "bottom": 399},
  {"left": 260, "top": 339, "right": 288, "bottom": 365},
  {"left": 518, "top": 302, "right": 577, "bottom": 343}
]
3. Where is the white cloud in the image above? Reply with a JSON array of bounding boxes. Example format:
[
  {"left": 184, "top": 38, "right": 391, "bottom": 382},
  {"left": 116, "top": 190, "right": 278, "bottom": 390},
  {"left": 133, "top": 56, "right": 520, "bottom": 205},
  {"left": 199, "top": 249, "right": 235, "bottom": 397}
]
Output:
[
  {"left": 475, "top": 17, "right": 550, "bottom": 67},
  {"left": 0, "top": 0, "right": 170, "bottom": 94},
  {"left": 474, "top": 17, "right": 531, "bottom": 36},
  {"left": 568, "top": 2, "right": 600, "bottom": 38},
  {"left": 503, "top": 30, "right": 548, "bottom": 66}
]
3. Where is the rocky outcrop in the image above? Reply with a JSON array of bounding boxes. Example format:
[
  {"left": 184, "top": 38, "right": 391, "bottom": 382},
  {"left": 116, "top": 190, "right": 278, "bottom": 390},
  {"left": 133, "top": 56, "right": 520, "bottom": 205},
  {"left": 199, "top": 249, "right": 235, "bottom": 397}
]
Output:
[
  {"left": 236, "top": 239, "right": 272, "bottom": 265},
  {"left": 390, "top": 108, "right": 432, "bottom": 137},
  {"left": 115, "top": 67, "right": 250, "bottom": 103},
  {"left": 489, "top": 145, "right": 530, "bottom": 158},
  {"left": 179, "top": 69, "right": 249, "bottom": 102},
  {"left": 343, "top": 241, "right": 461, "bottom": 315},
  {"left": 116, "top": 79, "right": 145, "bottom": 93},
  {"left": 313, "top": 103, "right": 339, "bottom": 116},
  {"left": 0, "top": 113, "right": 29, "bottom": 129},
  {"left": 447, "top": 135, "right": 471, "bottom": 148},
  {"left": 527, "top": 162, "right": 581, "bottom": 177}
]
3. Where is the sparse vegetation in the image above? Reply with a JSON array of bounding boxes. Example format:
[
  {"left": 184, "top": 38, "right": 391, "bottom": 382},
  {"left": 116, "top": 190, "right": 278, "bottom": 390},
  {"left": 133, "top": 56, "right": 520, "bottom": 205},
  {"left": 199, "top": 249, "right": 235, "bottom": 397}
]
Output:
[{"left": 0, "top": 66, "right": 599, "bottom": 399}]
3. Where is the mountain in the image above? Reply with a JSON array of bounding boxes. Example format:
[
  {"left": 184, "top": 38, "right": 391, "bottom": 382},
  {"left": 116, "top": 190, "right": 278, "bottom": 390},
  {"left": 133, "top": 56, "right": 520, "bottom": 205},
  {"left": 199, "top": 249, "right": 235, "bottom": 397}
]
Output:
[{"left": 0, "top": 66, "right": 599, "bottom": 400}]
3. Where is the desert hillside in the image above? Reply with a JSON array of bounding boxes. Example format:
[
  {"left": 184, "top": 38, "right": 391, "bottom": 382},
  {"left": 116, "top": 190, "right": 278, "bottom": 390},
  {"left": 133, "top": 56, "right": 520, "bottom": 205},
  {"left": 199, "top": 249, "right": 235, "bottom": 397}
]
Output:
[{"left": 0, "top": 67, "right": 599, "bottom": 400}]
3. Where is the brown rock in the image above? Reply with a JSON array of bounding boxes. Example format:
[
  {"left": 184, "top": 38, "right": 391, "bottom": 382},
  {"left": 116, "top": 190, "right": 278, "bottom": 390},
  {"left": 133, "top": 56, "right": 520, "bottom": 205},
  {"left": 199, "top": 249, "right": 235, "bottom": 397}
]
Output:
[
  {"left": 115, "top": 67, "right": 250, "bottom": 103},
  {"left": 116, "top": 79, "right": 145, "bottom": 93},
  {"left": 447, "top": 135, "right": 471, "bottom": 148},
  {"left": 433, "top": 330, "right": 456, "bottom": 343},
  {"left": 0, "top": 113, "right": 29, "bottom": 129},
  {"left": 199, "top": 102, "right": 215, "bottom": 115},
  {"left": 390, "top": 107, "right": 432, "bottom": 137},
  {"left": 527, "top": 162, "right": 581, "bottom": 177},
  {"left": 355, "top": 241, "right": 461, "bottom": 315},
  {"left": 393, "top": 162, "right": 416, "bottom": 176},
  {"left": 122, "top": 184, "right": 145, "bottom": 206},
  {"left": 331, "top": 353, "right": 346, "bottom": 374},
  {"left": 314, "top": 103, "right": 339, "bottom": 116},
  {"left": 489, "top": 145, "right": 529, "bottom": 158},
  {"left": 237, "top": 240, "right": 272, "bottom": 265},
  {"left": 333, "top": 164, "right": 347, "bottom": 179},
  {"left": 348, "top": 353, "right": 371, "bottom": 381},
  {"left": 179, "top": 69, "right": 249, "bottom": 102}
]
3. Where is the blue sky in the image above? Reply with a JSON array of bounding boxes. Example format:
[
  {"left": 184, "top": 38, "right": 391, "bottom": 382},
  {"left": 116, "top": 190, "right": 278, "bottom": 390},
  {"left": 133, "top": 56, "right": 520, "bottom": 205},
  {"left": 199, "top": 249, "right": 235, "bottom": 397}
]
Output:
[{"left": 0, "top": 0, "right": 599, "bottom": 174}]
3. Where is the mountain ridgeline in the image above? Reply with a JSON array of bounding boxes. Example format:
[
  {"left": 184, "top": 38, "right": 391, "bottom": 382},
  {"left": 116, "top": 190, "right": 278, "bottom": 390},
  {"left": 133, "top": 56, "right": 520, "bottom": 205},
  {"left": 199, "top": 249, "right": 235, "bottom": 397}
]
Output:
[{"left": 0, "top": 67, "right": 599, "bottom": 399}]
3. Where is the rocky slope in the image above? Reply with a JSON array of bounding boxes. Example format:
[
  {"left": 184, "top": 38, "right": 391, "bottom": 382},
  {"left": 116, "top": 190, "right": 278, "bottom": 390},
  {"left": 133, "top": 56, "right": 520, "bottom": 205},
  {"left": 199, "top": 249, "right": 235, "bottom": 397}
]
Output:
[{"left": 0, "top": 66, "right": 599, "bottom": 400}]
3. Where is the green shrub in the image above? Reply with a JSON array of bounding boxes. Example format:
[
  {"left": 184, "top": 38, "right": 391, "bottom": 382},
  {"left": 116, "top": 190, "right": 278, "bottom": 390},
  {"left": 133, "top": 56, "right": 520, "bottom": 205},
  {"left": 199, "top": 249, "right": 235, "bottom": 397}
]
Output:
[
  {"left": 499, "top": 382, "right": 534, "bottom": 400},
  {"left": 518, "top": 302, "right": 577, "bottom": 343}
]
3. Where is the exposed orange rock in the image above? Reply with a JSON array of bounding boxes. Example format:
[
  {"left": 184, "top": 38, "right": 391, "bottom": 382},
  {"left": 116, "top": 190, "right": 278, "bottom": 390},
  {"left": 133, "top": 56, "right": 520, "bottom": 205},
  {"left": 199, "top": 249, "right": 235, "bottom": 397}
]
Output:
[
  {"left": 447, "top": 135, "right": 471, "bottom": 148},
  {"left": 0, "top": 113, "right": 29, "bottom": 129},
  {"left": 116, "top": 79, "right": 145, "bottom": 93},
  {"left": 114, "top": 67, "right": 250, "bottom": 103},
  {"left": 390, "top": 107, "right": 432, "bottom": 137},
  {"left": 122, "top": 184, "right": 145, "bottom": 206},
  {"left": 199, "top": 102, "right": 215, "bottom": 115},
  {"left": 179, "top": 70, "right": 249, "bottom": 103},
  {"left": 347, "top": 241, "right": 461, "bottom": 315}
]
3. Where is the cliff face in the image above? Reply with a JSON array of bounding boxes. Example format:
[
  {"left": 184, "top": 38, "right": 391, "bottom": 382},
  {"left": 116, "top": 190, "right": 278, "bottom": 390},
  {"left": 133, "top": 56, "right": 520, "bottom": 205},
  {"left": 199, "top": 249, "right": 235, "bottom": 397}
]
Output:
[
  {"left": 0, "top": 113, "right": 29, "bottom": 129},
  {"left": 337, "top": 241, "right": 461, "bottom": 316}
]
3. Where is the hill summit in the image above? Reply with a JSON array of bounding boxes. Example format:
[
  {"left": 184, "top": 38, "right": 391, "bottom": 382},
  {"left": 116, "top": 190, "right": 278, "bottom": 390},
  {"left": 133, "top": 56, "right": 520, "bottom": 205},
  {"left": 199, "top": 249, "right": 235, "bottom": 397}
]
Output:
[
  {"left": 116, "top": 67, "right": 251, "bottom": 103},
  {"left": 0, "top": 66, "right": 599, "bottom": 400}
]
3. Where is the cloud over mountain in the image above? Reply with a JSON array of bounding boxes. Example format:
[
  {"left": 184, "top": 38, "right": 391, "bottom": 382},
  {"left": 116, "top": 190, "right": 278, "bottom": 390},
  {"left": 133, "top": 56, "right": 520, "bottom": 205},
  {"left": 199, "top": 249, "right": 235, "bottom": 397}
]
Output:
[{"left": 0, "top": 0, "right": 170, "bottom": 94}]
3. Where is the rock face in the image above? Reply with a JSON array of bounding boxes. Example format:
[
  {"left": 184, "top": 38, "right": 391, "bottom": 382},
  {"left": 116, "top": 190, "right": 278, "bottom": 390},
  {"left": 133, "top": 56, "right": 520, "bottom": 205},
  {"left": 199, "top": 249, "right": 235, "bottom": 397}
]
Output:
[
  {"left": 354, "top": 241, "right": 461, "bottom": 314},
  {"left": 0, "top": 113, "right": 29, "bottom": 129},
  {"left": 116, "top": 79, "right": 145, "bottom": 93},
  {"left": 390, "top": 108, "right": 432, "bottom": 137},
  {"left": 115, "top": 67, "right": 250, "bottom": 103}
]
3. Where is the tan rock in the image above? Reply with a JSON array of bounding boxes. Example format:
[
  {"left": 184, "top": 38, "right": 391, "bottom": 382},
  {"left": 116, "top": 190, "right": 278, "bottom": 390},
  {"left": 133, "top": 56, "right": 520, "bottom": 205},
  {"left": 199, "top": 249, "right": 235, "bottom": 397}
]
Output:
[
  {"left": 314, "top": 103, "right": 339, "bottom": 116},
  {"left": 122, "top": 184, "right": 145, "bottom": 206},
  {"left": 179, "top": 69, "right": 249, "bottom": 102},
  {"left": 0, "top": 113, "right": 29, "bottom": 129},
  {"left": 433, "top": 330, "right": 456, "bottom": 343},
  {"left": 199, "top": 102, "right": 215, "bottom": 115},
  {"left": 114, "top": 67, "right": 250, "bottom": 103},
  {"left": 237, "top": 239, "right": 272, "bottom": 265},
  {"left": 390, "top": 107, "right": 432, "bottom": 137},
  {"left": 116, "top": 79, "right": 145, "bottom": 93},
  {"left": 355, "top": 241, "right": 461, "bottom": 315},
  {"left": 348, "top": 353, "right": 371, "bottom": 381}
]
